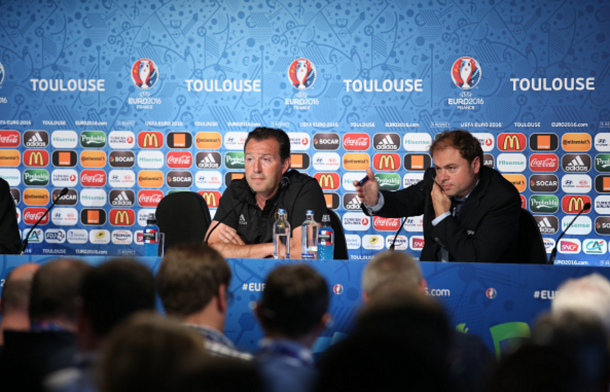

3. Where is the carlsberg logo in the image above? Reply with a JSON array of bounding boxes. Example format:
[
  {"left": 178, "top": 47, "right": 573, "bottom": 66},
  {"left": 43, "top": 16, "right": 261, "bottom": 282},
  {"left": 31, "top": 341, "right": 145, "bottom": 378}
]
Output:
[{"left": 530, "top": 196, "right": 559, "bottom": 213}]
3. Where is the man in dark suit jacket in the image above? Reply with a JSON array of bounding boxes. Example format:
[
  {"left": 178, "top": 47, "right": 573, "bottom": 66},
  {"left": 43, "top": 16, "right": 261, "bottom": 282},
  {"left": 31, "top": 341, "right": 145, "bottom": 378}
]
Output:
[
  {"left": 0, "top": 177, "right": 21, "bottom": 254},
  {"left": 356, "top": 130, "right": 520, "bottom": 263}
]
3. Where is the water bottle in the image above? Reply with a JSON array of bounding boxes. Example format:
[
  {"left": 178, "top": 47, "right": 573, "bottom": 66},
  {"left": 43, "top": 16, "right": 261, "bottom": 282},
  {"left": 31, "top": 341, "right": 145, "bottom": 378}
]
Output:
[
  {"left": 301, "top": 210, "right": 318, "bottom": 259},
  {"left": 143, "top": 213, "right": 160, "bottom": 256},
  {"left": 317, "top": 214, "right": 334, "bottom": 260},
  {"left": 273, "top": 209, "right": 290, "bottom": 259}
]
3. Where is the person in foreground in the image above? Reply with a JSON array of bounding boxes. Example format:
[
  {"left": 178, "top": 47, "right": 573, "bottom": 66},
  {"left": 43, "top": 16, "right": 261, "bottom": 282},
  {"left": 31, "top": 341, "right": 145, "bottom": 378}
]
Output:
[
  {"left": 156, "top": 243, "right": 252, "bottom": 360},
  {"left": 356, "top": 129, "right": 521, "bottom": 262},
  {"left": 255, "top": 264, "right": 330, "bottom": 392},
  {"left": 0, "top": 177, "right": 21, "bottom": 254},
  {"left": 206, "top": 127, "right": 327, "bottom": 258}
]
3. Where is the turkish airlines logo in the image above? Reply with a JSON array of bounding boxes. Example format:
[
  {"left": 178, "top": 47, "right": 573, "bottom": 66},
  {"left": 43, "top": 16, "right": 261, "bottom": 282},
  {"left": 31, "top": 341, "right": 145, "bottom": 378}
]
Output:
[
  {"left": 167, "top": 151, "right": 193, "bottom": 169},
  {"left": 373, "top": 216, "right": 401, "bottom": 231},
  {"left": 109, "top": 190, "right": 136, "bottom": 207},
  {"left": 497, "top": 133, "right": 526, "bottom": 151},
  {"left": 198, "top": 191, "right": 221, "bottom": 208},
  {"left": 138, "top": 190, "right": 163, "bottom": 207},
  {"left": 314, "top": 173, "right": 340, "bottom": 190},
  {"left": 23, "top": 208, "right": 49, "bottom": 225},
  {"left": 167, "top": 132, "right": 193, "bottom": 148},
  {"left": 0, "top": 131, "right": 20, "bottom": 147},
  {"left": 110, "top": 209, "right": 136, "bottom": 226},
  {"left": 529, "top": 154, "right": 558, "bottom": 172},
  {"left": 80, "top": 170, "right": 107, "bottom": 187},
  {"left": 374, "top": 153, "right": 400, "bottom": 171},
  {"left": 343, "top": 133, "right": 370, "bottom": 151},
  {"left": 138, "top": 132, "right": 164, "bottom": 148},
  {"left": 24, "top": 150, "right": 49, "bottom": 167},
  {"left": 562, "top": 196, "right": 592, "bottom": 214}
]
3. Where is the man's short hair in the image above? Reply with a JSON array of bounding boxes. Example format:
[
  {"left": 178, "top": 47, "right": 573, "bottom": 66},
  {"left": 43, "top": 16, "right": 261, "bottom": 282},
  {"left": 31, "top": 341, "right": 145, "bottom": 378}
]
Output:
[
  {"left": 29, "top": 258, "right": 92, "bottom": 324},
  {"left": 258, "top": 264, "right": 329, "bottom": 339},
  {"left": 244, "top": 127, "right": 291, "bottom": 162},
  {"left": 1, "top": 264, "right": 38, "bottom": 313},
  {"left": 362, "top": 251, "right": 423, "bottom": 296},
  {"left": 552, "top": 273, "right": 610, "bottom": 333},
  {"left": 81, "top": 259, "right": 156, "bottom": 337},
  {"left": 429, "top": 129, "right": 483, "bottom": 164},
  {"left": 156, "top": 243, "right": 231, "bottom": 319}
]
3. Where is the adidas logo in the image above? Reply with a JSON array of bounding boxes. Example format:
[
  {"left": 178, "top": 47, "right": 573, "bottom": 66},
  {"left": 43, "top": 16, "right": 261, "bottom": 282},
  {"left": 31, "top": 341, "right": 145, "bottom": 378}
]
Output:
[
  {"left": 345, "top": 196, "right": 361, "bottom": 210},
  {"left": 538, "top": 217, "right": 556, "bottom": 234},
  {"left": 565, "top": 155, "right": 589, "bottom": 172},
  {"left": 198, "top": 153, "right": 219, "bottom": 168},
  {"left": 26, "top": 133, "right": 46, "bottom": 147},
  {"left": 375, "top": 135, "right": 398, "bottom": 150},
  {"left": 112, "top": 191, "right": 133, "bottom": 206},
  {"left": 238, "top": 214, "right": 248, "bottom": 226}
]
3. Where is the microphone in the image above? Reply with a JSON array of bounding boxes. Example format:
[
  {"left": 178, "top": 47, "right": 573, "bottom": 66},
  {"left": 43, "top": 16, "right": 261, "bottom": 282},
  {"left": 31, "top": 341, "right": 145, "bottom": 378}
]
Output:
[
  {"left": 548, "top": 202, "right": 591, "bottom": 265},
  {"left": 389, "top": 218, "right": 405, "bottom": 251},
  {"left": 20, "top": 187, "right": 69, "bottom": 255},
  {"left": 204, "top": 177, "right": 291, "bottom": 244}
]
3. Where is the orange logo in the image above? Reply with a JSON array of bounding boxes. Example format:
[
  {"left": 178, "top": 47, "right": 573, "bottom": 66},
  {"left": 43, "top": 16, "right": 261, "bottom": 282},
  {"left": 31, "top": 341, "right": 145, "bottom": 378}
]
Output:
[
  {"left": 502, "top": 174, "right": 527, "bottom": 192},
  {"left": 57, "top": 152, "right": 73, "bottom": 166},
  {"left": 343, "top": 153, "right": 370, "bottom": 171},
  {"left": 291, "top": 154, "right": 303, "bottom": 168},
  {"left": 0, "top": 150, "right": 21, "bottom": 167},
  {"left": 87, "top": 210, "right": 100, "bottom": 224},
  {"left": 604, "top": 177, "right": 610, "bottom": 192},
  {"left": 536, "top": 135, "right": 551, "bottom": 150},
  {"left": 196, "top": 132, "right": 222, "bottom": 149},
  {"left": 23, "top": 189, "right": 50, "bottom": 206},
  {"left": 198, "top": 191, "right": 222, "bottom": 208},
  {"left": 324, "top": 194, "right": 334, "bottom": 209},
  {"left": 138, "top": 170, "right": 164, "bottom": 188},
  {"left": 562, "top": 133, "right": 591, "bottom": 152},
  {"left": 80, "top": 151, "right": 107, "bottom": 168},
  {"left": 231, "top": 173, "right": 245, "bottom": 181},
  {"left": 173, "top": 133, "right": 186, "bottom": 147}
]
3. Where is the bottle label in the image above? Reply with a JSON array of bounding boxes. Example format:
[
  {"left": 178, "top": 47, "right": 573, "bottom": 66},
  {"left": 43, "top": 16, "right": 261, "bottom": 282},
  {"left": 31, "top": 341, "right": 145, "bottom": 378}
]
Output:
[
  {"left": 318, "top": 230, "right": 334, "bottom": 245},
  {"left": 302, "top": 253, "right": 315, "bottom": 259},
  {"left": 143, "top": 230, "right": 158, "bottom": 243}
]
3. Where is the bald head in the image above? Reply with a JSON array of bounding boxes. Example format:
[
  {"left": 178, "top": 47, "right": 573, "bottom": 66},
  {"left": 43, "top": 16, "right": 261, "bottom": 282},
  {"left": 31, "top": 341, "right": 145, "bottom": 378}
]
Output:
[
  {"left": 1, "top": 263, "right": 40, "bottom": 314},
  {"left": 361, "top": 251, "right": 425, "bottom": 301}
]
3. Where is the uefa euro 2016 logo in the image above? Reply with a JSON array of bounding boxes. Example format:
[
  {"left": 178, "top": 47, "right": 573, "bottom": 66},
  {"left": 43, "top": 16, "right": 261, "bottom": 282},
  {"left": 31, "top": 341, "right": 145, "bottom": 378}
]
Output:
[
  {"left": 288, "top": 58, "right": 316, "bottom": 90},
  {"left": 451, "top": 57, "right": 481, "bottom": 90},
  {"left": 0, "top": 62, "right": 4, "bottom": 86},
  {"left": 131, "top": 59, "right": 159, "bottom": 90}
]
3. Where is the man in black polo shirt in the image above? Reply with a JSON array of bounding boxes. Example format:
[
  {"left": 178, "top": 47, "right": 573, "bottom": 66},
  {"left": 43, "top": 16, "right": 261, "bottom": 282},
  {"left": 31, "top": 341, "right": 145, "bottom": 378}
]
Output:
[{"left": 206, "top": 127, "right": 327, "bottom": 258}]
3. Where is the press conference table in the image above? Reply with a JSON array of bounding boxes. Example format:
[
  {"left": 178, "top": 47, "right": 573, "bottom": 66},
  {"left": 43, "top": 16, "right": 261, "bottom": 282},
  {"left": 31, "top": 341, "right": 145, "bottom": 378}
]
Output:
[{"left": 0, "top": 255, "right": 607, "bottom": 357}]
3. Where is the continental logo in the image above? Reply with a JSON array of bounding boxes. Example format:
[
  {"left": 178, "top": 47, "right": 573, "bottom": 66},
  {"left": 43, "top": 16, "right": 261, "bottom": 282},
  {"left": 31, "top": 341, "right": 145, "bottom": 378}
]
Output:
[
  {"left": 529, "top": 133, "right": 558, "bottom": 151},
  {"left": 52, "top": 150, "right": 78, "bottom": 167},
  {"left": 290, "top": 153, "right": 310, "bottom": 169},
  {"left": 497, "top": 133, "right": 526, "bottom": 152},
  {"left": 137, "top": 170, "right": 164, "bottom": 188},
  {"left": 80, "top": 209, "right": 107, "bottom": 225},
  {"left": 0, "top": 150, "right": 21, "bottom": 167},
  {"left": 503, "top": 174, "right": 527, "bottom": 192},
  {"left": 314, "top": 173, "right": 340, "bottom": 190},
  {"left": 23, "top": 189, "right": 50, "bottom": 206},
  {"left": 23, "top": 150, "right": 50, "bottom": 167},
  {"left": 138, "top": 131, "right": 164, "bottom": 149},
  {"left": 196, "top": 132, "right": 222, "bottom": 149},
  {"left": 167, "top": 132, "right": 193, "bottom": 148},
  {"left": 80, "top": 151, "right": 107, "bottom": 168},
  {"left": 109, "top": 209, "right": 136, "bottom": 226},
  {"left": 562, "top": 196, "right": 592, "bottom": 214},
  {"left": 562, "top": 133, "right": 592, "bottom": 152},
  {"left": 403, "top": 154, "right": 431, "bottom": 171},
  {"left": 198, "top": 191, "right": 222, "bottom": 208},
  {"left": 373, "top": 153, "right": 400, "bottom": 171},
  {"left": 342, "top": 153, "right": 370, "bottom": 171}
]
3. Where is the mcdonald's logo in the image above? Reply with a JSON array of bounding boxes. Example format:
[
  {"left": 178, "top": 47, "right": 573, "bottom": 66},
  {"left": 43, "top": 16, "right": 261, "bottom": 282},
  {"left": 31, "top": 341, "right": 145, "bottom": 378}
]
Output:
[
  {"left": 373, "top": 153, "right": 400, "bottom": 171},
  {"left": 497, "top": 133, "right": 526, "bottom": 152},
  {"left": 314, "top": 173, "right": 340, "bottom": 190},
  {"left": 24, "top": 150, "right": 49, "bottom": 167},
  {"left": 562, "top": 196, "right": 592, "bottom": 214},
  {"left": 198, "top": 191, "right": 222, "bottom": 208},
  {"left": 138, "top": 132, "right": 164, "bottom": 149},
  {"left": 110, "top": 209, "right": 136, "bottom": 226}
]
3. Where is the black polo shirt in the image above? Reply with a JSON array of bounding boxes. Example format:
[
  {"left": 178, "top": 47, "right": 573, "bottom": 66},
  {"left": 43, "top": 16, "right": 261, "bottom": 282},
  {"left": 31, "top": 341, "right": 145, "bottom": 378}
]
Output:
[{"left": 215, "top": 170, "right": 327, "bottom": 245}]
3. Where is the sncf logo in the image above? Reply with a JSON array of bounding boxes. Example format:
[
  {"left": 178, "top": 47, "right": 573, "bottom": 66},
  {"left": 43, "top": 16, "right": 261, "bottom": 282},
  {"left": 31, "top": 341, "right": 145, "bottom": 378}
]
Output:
[
  {"left": 138, "top": 132, "right": 164, "bottom": 149},
  {"left": 497, "top": 133, "right": 526, "bottom": 152}
]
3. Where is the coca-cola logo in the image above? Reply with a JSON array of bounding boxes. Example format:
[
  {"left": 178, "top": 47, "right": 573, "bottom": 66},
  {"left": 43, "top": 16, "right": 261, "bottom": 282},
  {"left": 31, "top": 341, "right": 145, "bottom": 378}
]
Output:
[
  {"left": 343, "top": 133, "right": 370, "bottom": 151},
  {"left": 138, "top": 190, "right": 164, "bottom": 207},
  {"left": 0, "top": 131, "right": 20, "bottom": 147},
  {"left": 80, "top": 170, "right": 107, "bottom": 187},
  {"left": 529, "top": 154, "right": 559, "bottom": 172},
  {"left": 372, "top": 216, "right": 401, "bottom": 231},
  {"left": 167, "top": 152, "right": 193, "bottom": 168},
  {"left": 23, "top": 208, "right": 49, "bottom": 225}
]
